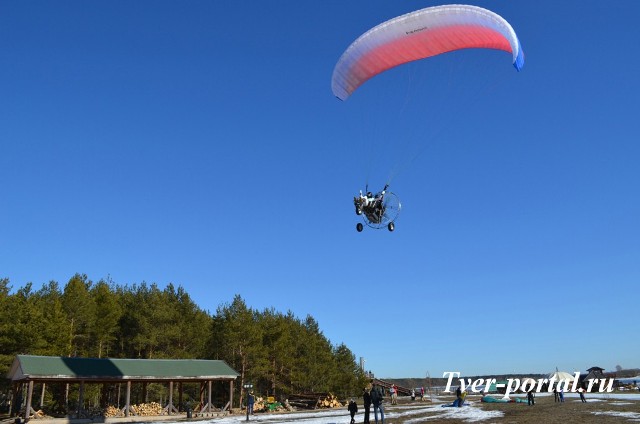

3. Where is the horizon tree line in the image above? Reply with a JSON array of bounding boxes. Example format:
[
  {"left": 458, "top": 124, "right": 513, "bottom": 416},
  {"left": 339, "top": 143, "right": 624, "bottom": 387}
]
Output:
[{"left": 0, "top": 274, "right": 367, "bottom": 411}]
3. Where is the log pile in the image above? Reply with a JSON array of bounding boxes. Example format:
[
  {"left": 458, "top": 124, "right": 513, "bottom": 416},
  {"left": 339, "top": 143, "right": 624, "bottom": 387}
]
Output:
[
  {"left": 317, "top": 393, "right": 342, "bottom": 408},
  {"left": 287, "top": 393, "right": 343, "bottom": 409},
  {"left": 100, "top": 403, "right": 163, "bottom": 418},
  {"left": 251, "top": 396, "right": 288, "bottom": 413},
  {"left": 252, "top": 397, "right": 266, "bottom": 412},
  {"left": 104, "top": 405, "right": 123, "bottom": 417},
  {"left": 28, "top": 410, "right": 47, "bottom": 419},
  {"left": 129, "top": 402, "right": 164, "bottom": 416}
]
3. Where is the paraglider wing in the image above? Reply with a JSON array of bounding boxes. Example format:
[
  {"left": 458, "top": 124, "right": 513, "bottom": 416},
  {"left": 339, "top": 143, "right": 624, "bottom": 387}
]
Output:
[{"left": 331, "top": 4, "right": 524, "bottom": 101}]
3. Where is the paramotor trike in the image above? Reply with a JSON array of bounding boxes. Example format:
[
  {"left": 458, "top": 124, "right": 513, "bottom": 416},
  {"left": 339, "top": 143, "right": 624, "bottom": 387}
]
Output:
[{"left": 354, "top": 190, "right": 401, "bottom": 232}]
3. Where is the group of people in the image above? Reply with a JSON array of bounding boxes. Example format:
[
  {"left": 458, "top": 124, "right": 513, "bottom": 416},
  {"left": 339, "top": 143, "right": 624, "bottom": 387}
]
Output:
[
  {"left": 555, "top": 386, "right": 586, "bottom": 403},
  {"left": 348, "top": 384, "right": 386, "bottom": 424},
  {"left": 348, "top": 382, "right": 430, "bottom": 423},
  {"left": 411, "top": 386, "right": 425, "bottom": 401},
  {"left": 553, "top": 387, "right": 565, "bottom": 403}
]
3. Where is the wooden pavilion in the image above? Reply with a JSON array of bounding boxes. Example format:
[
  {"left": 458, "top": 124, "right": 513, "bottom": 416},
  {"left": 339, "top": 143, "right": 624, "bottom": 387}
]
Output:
[{"left": 6, "top": 355, "right": 239, "bottom": 421}]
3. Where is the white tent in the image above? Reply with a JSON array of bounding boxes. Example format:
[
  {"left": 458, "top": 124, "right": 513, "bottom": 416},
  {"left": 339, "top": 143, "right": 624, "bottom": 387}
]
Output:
[{"left": 548, "top": 371, "right": 577, "bottom": 382}]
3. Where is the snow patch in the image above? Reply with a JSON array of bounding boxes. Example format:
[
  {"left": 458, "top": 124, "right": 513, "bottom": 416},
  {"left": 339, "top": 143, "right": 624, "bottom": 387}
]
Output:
[{"left": 591, "top": 410, "right": 640, "bottom": 421}]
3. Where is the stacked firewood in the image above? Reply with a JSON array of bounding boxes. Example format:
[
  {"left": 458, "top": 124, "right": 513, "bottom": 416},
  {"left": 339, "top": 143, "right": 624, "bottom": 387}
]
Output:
[
  {"left": 104, "top": 405, "right": 123, "bottom": 417},
  {"left": 287, "top": 393, "right": 342, "bottom": 409},
  {"left": 252, "top": 396, "right": 266, "bottom": 412},
  {"left": 28, "top": 410, "right": 47, "bottom": 419},
  {"left": 317, "top": 393, "right": 342, "bottom": 408},
  {"left": 129, "top": 402, "right": 164, "bottom": 416},
  {"left": 251, "top": 396, "right": 289, "bottom": 413}
]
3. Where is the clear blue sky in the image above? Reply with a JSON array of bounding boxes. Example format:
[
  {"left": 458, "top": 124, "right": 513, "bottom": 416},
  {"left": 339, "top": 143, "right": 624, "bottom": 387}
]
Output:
[{"left": 1, "top": 1, "right": 638, "bottom": 378}]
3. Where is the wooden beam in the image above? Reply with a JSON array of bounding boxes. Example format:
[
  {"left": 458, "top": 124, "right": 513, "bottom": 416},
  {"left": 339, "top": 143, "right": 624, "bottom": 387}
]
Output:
[
  {"left": 25, "top": 381, "right": 34, "bottom": 422},
  {"left": 125, "top": 381, "right": 131, "bottom": 417},
  {"left": 40, "top": 383, "right": 46, "bottom": 409},
  {"left": 168, "top": 381, "right": 173, "bottom": 415},
  {"left": 162, "top": 381, "right": 178, "bottom": 415},
  {"left": 199, "top": 382, "right": 205, "bottom": 409},
  {"left": 142, "top": 382, "right": 148, "bottom": 404},
  {"left": 199, "top": 380, "right": 214, "bottom": 413},
  {"left": 9, "top": 382, "right": 17, "bottom": 417},
  {"left": 77, "top": 381, "right": 85, "bottom": 418}
]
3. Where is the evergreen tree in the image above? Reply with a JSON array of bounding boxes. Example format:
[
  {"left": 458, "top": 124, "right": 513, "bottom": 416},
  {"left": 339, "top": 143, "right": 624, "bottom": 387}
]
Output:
[
  {"left": 295, "top": 315, "right": 334, "bottom": 392},
  {"left": 169, "top": 284, "right": 209, "bottom": 358},
  {"left": 331, "top": 343, "right": 367, "bottom": 398},
  {"left": 211, "top": 295, "right": 264, "bottom": 407},
  {"left": 0, "top": 278, "right": 19, "bottom": 376},
  {"left": 62, "top": 274, "right": 95, "bottom": 356},
  {"left": 34, "top": 281, "right": 70, "bottom": 356},
  {"left": 4, "top": 283, "right": 48, "bottom": 355},
  {"left": 90, "top": 280, "right": 122, "bottom": 358},
  {"left": 118, "top": 282, "right": 166, "bottom": 358}
]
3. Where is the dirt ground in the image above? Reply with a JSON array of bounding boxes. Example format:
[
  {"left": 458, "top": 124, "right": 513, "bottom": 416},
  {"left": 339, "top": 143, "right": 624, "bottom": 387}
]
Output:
[
  {"left": 473, "top": 397, "right": 637, "bottom": 423},
  {"left": 3, "top": 393, "right": 639, "bottom": 424},
  {"left": 382, "top": 393, "right": 640, "bottom": 423}
]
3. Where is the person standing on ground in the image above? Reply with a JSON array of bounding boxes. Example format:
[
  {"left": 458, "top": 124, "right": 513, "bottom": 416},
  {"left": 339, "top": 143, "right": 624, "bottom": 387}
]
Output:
[
  {"left": 527, "top": 389, "right": 535, "bottom": 406},
  {"left": 347, "top": 398, "right": 358, "bottom": 424},
  {"left": 559, "top": 387, "right": 564, "bottom": 403},
  {"left": 363, "top": 387, "right": 372, "bottom": 424},
  {"left": 247, "top": 391, "right": 255, "bottom": 415},
  {"left": 579, "top": 389, "right": 587, "bottom": 403},
  {"left": 371, "top": 384, "right": 385, "bottom": 424}
]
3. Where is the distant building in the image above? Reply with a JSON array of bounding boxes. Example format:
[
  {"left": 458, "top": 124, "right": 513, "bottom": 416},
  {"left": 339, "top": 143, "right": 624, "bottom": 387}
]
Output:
[{"left": 582, "top": 366, "right": 611, "bottom": 390}]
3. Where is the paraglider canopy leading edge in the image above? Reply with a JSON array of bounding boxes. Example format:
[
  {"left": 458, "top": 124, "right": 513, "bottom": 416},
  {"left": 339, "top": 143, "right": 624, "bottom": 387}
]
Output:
[{"left": 331, "top": 4, "right": 525, "bottom": 101}]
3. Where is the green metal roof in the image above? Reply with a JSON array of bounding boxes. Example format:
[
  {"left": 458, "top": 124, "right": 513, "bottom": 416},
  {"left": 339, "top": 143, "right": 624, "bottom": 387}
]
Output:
[{"left": 7, "top": 355, "right": 239, "bottom": 382}]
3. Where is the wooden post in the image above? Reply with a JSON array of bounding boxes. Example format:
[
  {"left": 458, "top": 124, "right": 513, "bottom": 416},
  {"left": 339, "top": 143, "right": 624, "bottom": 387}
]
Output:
[
  {"left": 178, "top": 382, "right": 183, "bottom": 412},
  {"left": 125, "top": 381, "right": 131, "bottom": 417},
  {"left": 78, "top": 381, "right": 85, "bottom": 418},
  {"left": 229, "top": 380, "right": 234, "bottom": 412},
  {"left": 168, "top": 382, "right": 173, "bottom": 415},
  {"left": 9, "top": 382, "right": 16, "bottom": 416},
  {"left": 162, "top": 381, "right": 178, "bottom": 415},
  {"left": 40, "top": 383, "right": 46, "bottom": 409},
  {"left": 142, "top": 382, "right": 148, "bottom": 403},
  {"left": 25, "top": 381, "right": 34, "bottom": 422},
  {"left": 101, "top": 383, "right": 108, "bottom": 408},
  {"left": 199, "top": 382, "right": 205, "bottom": 410},
  {"left": 207, "top": 381, "right": 212, "bottom": 413}
]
